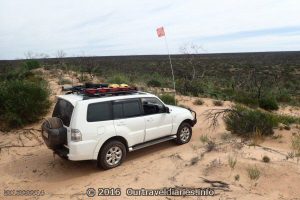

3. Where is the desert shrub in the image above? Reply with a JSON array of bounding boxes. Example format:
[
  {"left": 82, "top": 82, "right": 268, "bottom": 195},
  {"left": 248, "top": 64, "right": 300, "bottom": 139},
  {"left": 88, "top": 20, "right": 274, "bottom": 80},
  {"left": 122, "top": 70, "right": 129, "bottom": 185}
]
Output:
[
  {"left": 147, "top": 79, "right": 161, "bottom": 87},
  {"left": 262, "top": 156, "right": 270, "bottom": 163},
  {"left": 224, "top": 105, "right": 277, "bottom": 137},
  {"left": 206, "top": 140, "right": 216, "bottom": 152},
  {"left": 2, "top": 66, "right": 33, "bottom": 80},
  {"left": 107, "top": 74, "right": 129, "bottom": 84},
  {"left": 59, "top": 77, "right": 72, "bottom": 85},
  {"left": 247, "top": 165, "right": 260, "bottom": 181},
  {"left": 233, "top": 91, "right": 258, "bottom": 107},
  {"left": 259, "top": 96, "right": 279, "bottom": 111},
  {"left": 190, "top": 156, "right": 200, "bottom": 165},
  {"left": 276, "top": 90, "right": 292, "bottom": 103},
  {"left": 0, "top": 80, "right": 50, "bottom": 129},
  {"left": 213, "top": 100, "right": 224, "bottom": 106},
  {"left": 234, "top": 174, "right": 240, "bottom": 181},
  {"left": 272, "top": 114, "right": 300, "bottom": 125},
  {"left": 159, "top": 94, "right": 176, "bottom": 105},
  {"left": 193, "top": 98, "right": 204, "bottom": 105},
  {"left": 287, "top": 152, "right": 295, "bottom": 159},
  {"left": 176, "top": 79, "right": 204, "bottom": 96},
  {"left": 24, "top": 60, "right": 40, "bottom": 70}
]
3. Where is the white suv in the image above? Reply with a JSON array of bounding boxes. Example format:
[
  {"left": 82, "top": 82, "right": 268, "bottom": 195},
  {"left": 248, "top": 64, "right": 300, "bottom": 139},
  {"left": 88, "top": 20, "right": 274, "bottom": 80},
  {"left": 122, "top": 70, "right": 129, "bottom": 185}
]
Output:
[{"left": 42, "top": 91, "right": 197, "bottom": 169}]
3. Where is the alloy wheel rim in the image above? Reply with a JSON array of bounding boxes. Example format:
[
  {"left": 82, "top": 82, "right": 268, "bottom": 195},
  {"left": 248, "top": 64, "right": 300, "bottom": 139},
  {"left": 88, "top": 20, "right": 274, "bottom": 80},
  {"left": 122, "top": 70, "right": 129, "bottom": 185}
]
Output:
[
  {"left": 180, "top": 127, "right": 190, "bottom": 142},
  {"left": 106, "top": 146, "right": 122, "bottom": 166}
]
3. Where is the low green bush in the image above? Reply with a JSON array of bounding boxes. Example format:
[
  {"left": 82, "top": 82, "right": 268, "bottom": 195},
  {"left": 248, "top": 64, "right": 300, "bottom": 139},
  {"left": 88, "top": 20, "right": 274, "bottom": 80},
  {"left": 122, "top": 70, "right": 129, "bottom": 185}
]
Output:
[
  {"left": 147, "top": 79, "right": 161, "bottom": 87},
  {"left": 0, "top": 80, "right": 50, "bottom": 129},
  {"left": 272, "top": 114, "right": 300, "bottom": 125},
  {"left": 159, "top": 94, "right": 176, "bottom": 105},
  {"left": 276, "top": 90, "right": 292, "bottom": 103},
  {"left": 224, "top": 105, "right": 277, "bottom": 137},
  {"left": 233, "top": 91, "right": 258, "bottom": 107},
  {"left": 107, "top": 74, "right": 129, "bottom": 84},
  {"left": 176, "top": 79, "right": 204, "bottom": 97},
  {"left": 24, "top": 60, "right": 40, "bottom": 70},
  {"left": 259, "top": 96, "right": 279, "bottom": 111}
]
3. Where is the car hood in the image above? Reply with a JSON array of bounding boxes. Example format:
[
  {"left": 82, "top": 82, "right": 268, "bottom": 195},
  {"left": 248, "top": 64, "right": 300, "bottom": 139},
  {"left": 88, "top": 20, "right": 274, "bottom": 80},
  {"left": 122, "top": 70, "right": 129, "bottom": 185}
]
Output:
[{"left": 167, "top": 105, "right": 191, "bottom": 115}]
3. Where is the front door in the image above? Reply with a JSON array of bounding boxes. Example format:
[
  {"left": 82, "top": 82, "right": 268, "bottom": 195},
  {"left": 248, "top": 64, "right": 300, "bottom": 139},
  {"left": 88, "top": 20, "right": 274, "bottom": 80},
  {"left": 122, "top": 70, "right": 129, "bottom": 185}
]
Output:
[{"left": 142, "top": 97, "right": 173, "bottom": 141}]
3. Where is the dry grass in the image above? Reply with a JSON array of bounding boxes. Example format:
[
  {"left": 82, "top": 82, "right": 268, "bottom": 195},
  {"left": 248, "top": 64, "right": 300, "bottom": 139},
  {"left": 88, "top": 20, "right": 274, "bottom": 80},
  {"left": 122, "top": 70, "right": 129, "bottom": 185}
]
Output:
[
  {"left": 193, "top": 98, "right": 204, "bottom": 105},
  {"left": 200, "top": 134, "right": 209, "bottom": 144},
  {"left": 247, "top": 165, "right": 261, "bottom": 181},
  {"left": 221, "top": 132, "right": 232, "bottom": 141},
  {"left": 228, "top": 155, "right": 237, "bottom": 170},
  {"left": 213, "top": 100, "right": 224, "bottom": 106},
  {"left": 250, "top": 129, "right": 265, "bottom": 146},
  {"left": 291, "top": 133, "right": 300, "bottom": 156}
]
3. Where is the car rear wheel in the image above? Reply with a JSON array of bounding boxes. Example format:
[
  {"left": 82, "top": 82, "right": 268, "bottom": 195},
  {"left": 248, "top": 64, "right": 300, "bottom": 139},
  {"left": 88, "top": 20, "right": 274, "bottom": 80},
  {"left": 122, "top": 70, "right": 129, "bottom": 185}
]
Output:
[
  {"left": 97, "top": 140, "right": 126, "bottom": 170},
  {"left": 175, "top": 122, "right": 192, "bottom": 145}
]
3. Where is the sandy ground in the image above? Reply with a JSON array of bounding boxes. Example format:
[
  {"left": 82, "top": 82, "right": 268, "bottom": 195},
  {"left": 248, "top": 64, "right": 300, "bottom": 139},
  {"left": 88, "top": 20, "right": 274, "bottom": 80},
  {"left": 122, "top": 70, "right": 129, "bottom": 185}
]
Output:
[{"left": 1, "top": 69, "right": 300, "bottom": 200}]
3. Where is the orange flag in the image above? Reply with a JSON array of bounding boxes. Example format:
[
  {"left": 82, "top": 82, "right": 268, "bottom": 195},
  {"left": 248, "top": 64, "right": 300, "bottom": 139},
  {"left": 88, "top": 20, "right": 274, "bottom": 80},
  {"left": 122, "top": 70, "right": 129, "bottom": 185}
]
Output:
[{"left": 156, "top": 26, "right": 165, "bottom": 37}]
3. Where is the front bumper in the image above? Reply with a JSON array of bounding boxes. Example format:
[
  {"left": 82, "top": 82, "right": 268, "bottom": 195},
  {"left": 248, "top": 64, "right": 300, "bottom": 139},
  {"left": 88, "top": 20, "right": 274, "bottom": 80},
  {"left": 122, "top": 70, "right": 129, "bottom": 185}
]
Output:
[{"left": 189, "top": 109, "right": 197, "bottom": 126}]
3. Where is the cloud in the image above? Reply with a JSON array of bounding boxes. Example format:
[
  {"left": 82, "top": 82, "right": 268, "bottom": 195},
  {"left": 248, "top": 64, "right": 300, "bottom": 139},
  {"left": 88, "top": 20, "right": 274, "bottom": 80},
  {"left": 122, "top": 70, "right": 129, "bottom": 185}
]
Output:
[{"left": 0, "top": 0, "right": 299, "bottom": 59}]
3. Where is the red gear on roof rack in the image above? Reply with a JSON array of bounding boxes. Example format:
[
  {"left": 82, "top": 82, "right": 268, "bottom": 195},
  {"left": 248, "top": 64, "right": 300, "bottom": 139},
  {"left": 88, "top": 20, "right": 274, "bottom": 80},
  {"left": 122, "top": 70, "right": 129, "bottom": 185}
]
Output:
[
  {"left": 63, "top": 83, "right": 138, "bottom": 97},
  {"left": 83, "top": 86, "right": 138, "bottom": 96}
]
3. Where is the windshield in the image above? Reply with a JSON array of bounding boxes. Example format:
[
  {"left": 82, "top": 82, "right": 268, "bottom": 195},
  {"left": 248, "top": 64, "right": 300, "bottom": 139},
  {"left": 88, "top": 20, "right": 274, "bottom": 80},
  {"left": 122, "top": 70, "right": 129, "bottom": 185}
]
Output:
[{"left": 52, "top": 99, "right": 74, "bottom": 126}]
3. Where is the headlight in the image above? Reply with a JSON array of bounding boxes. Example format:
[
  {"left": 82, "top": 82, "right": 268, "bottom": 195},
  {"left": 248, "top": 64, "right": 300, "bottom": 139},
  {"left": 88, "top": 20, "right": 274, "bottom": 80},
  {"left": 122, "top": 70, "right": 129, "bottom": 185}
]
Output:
[{"left": 71, "top": 129, "right": 82, "bottom": 142}]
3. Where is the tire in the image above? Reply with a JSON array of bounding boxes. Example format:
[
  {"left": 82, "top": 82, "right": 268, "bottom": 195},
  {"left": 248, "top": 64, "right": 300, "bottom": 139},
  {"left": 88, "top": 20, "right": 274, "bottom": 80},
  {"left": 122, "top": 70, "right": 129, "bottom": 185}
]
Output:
[
  {"left": 175, "top": 122, "right": 192, "bottom": 145},
  {"left": 97, "top": 140, "right": 126, "bottom": 170}
]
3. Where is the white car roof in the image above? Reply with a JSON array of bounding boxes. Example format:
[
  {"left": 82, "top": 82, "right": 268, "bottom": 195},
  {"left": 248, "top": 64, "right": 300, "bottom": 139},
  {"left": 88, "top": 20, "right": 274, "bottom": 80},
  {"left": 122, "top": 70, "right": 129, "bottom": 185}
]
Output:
[{"left": 57, "top": 92, "right": 158, "bottom": 106}]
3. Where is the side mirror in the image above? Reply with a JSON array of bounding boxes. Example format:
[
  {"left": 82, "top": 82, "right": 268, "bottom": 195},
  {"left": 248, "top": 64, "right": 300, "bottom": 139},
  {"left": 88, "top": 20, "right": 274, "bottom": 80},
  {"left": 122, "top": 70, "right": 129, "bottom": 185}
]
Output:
[{"left": 164, "top": 106, "right": 170, "bottom": 113}]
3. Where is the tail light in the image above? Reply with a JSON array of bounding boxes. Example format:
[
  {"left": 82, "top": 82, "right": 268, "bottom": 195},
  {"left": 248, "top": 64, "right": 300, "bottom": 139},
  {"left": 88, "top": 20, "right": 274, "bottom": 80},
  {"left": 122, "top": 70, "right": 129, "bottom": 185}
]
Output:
[{"left": 71, "top": 129, "right": 82, "bottom": 142}]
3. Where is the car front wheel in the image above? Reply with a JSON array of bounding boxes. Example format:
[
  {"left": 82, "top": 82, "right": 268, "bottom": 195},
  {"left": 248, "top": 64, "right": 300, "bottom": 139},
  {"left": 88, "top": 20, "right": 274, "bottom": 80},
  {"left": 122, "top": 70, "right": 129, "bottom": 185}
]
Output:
[{"left": 175, "top": 122, "right": 192, "bottom": 145}]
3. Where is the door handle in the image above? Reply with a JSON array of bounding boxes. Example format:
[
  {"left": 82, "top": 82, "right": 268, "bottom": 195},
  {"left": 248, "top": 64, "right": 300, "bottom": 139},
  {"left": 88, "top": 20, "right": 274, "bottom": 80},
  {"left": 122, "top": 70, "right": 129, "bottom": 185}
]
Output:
[
  {"left": 116, "top": 121, "right": 126, "bottom": 126},
  {"left": 146, "top": 118, "right": 154, "bottom": 122}
]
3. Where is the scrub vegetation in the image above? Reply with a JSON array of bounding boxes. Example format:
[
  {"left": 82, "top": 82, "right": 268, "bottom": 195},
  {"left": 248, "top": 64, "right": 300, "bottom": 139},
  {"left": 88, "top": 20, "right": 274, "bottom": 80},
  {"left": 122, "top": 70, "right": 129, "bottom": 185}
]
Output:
[{"left": 0, "top": 51, "right": 299, "bottom": 131}]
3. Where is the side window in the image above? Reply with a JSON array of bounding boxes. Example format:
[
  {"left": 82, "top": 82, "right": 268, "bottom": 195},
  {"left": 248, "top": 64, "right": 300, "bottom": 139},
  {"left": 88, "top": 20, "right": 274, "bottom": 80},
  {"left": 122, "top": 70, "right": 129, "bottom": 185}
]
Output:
[
  {"left": 113, "top": 100, "right": 142, "bottom": 119},
  {"left": 141, "top": 97, "right": 165, "bottom": 115},
  {"left": 87, "top": 101, "right": 112, "bottom": 122},
  {"left": 113, "top": 103, "right": 123, "bottom": 119},
  {"left": 123, "top": 100, "right": 142, "bottom": 118}
]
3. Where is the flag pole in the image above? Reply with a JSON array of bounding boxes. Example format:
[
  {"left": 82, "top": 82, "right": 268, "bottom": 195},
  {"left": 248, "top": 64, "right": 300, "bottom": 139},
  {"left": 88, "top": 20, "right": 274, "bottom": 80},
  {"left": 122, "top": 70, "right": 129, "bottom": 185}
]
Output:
[{"left": 163, "top": 35, "right": 176, "bottom": 105}]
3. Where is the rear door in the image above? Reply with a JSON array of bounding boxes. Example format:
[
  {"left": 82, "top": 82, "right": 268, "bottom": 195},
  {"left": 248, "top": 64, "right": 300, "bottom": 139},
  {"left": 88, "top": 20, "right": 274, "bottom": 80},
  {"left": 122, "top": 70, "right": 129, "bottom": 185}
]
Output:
[
  {"left": 113, "top": 99, "right": 146, "bottom": 146},
  {"left": 142, "top": 97, "right": 173, "bottom": 141},
  {"left": 52, "top": 98, "right": 74, "bottom": 145}
]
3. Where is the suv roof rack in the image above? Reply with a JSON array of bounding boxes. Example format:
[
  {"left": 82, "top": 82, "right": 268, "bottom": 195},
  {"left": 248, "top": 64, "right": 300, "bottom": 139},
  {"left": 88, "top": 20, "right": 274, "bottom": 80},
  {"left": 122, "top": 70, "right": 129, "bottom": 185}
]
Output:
[{"left": 62, "top": 83, "right": 141, "bottom": 99}]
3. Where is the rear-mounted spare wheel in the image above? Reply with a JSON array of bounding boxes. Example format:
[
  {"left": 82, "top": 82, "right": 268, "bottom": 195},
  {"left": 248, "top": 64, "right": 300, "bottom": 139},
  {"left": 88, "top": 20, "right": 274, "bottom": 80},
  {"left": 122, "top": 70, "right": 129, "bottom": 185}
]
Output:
[{"left": 41, "top": 117, "right": 67, "bottom": 150}]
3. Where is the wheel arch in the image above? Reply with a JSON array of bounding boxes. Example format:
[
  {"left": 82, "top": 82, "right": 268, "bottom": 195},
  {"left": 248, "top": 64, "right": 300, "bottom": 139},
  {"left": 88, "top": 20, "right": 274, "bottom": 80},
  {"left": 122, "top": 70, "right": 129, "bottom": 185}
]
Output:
[
  {"left": 181, "top": 119, "right": 194, "bottom": 127},
  {"left": 95, "top": 136, "right": 129, "bottom": 159}
]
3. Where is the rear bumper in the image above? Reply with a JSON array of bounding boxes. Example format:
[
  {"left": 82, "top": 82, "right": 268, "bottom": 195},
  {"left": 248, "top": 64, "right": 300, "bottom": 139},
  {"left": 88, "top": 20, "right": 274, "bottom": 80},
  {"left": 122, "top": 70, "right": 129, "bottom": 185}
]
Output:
[
  {"left": 54, "top": 146, "right": 69, "bottom": 159},
  {"left": 67, "top": 140, "right": 98, "bottom": 161}
]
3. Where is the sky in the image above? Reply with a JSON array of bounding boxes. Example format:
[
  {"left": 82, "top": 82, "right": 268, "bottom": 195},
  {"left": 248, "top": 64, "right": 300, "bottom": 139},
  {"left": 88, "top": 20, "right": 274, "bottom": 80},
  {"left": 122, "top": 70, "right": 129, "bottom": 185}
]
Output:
[{"left": 0, "top": 0, "right": 300, "bottom": 60}]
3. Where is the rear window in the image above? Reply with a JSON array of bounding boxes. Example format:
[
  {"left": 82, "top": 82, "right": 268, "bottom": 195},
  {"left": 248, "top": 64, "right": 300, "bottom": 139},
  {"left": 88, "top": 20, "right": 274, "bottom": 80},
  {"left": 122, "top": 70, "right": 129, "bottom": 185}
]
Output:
[
  {"left": 52, "top": 99, "right": 74, "bottom": 126},
  {"left": 87, "top": 101, "right": 113, "bottom": 122}
]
